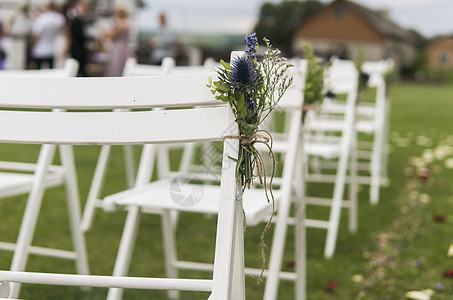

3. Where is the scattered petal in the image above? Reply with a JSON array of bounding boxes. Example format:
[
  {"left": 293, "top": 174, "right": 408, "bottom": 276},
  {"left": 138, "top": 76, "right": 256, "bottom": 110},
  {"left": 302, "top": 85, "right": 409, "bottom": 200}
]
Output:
[
  {"left": 418, "top": 168, "right": 430, "bottom": 183},
  {"left": 419, "top": 194, "right": 431, "bottom": 204},
  {"left": 447, "top": 245, "right": 453, "bottom": 257},
  {"left": 405, "top": 289, "right": 433, "bottom": 300},
  {"left": 285, "top": 260, "right": 295, "bottom": 268},
  {"left": 436, "top": 282, "right": 443, "bottom": 291},
  {"left": 326, "top": 281, "right": 339, "bottom": 292},
  {"left": 445, "top": 158, "right": 453, "bottom": 169},
  {"left": 443, "top": 270, "right": 453, "bottom": 278},
  {"left": 351, "top": 274, "right": 363, "bottom": 283},
  {"left": 434, "top": 214, "right": 447, "bottom": 223}
]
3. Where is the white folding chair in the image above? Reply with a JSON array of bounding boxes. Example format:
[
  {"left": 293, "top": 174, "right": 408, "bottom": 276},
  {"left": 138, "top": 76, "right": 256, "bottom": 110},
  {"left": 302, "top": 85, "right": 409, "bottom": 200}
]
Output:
[
  {"left": 0, "top": 73, "right": 246, "bottom": 299},
  {"left": 314, "top": 58, "right": 393, "bottom": 205},
  {"left": 360, "top": 59, "right": 393, "bottom": 204},
  {"left": 0, "top": 59, "right": 90, "bottom": 298},
  {"left": 303, "top": 58, "right": 359, "bottom": 258},
  {"left": 101, "top": 53, "right": 307, "bottom": 300},
  {"left": 0, "top": 58, "right": 79, "bottom": 78}
]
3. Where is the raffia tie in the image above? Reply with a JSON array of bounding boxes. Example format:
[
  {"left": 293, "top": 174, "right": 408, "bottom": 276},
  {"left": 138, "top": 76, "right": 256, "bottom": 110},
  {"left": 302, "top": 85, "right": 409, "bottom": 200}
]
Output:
[{"left": 224, "top": 129, "right": 276, "bottom": 286}]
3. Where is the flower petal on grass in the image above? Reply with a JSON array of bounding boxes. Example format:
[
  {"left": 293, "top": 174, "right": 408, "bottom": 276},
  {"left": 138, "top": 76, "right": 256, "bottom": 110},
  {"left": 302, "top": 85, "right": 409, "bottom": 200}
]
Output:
[
  {"left": 448, "top": 244, "right": 453, "bottom": 257},
  {"left": 326, "top": 281, "right": 339, "bottom": 292},
  {"left": 405, "top": 289, "right": 433, "bottom": 300}
]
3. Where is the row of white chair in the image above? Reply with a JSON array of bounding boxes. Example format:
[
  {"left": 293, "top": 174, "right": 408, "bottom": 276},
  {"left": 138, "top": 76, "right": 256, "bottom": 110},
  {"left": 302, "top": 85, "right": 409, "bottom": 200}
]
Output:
[{"left": 0, "top": 54, "right": 392, "bottom": 299}]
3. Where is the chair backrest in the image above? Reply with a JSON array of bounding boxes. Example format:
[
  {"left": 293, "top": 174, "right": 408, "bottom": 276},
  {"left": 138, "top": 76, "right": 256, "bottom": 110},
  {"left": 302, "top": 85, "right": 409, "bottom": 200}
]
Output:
[
  {"left": 325, "top": 58, "right": 358, "bottom": 94},
  {"left": 362, "top": 59, "right": 392, "bottom": 88},
  {"left": 0, "top": 59, "right": 79, "bottom": 78},
  {"left": 0, "top": 74, "right": 232, "bottom": 145},
  {"left": 122, "top": 57, "right": 175, "bottom": 76}
]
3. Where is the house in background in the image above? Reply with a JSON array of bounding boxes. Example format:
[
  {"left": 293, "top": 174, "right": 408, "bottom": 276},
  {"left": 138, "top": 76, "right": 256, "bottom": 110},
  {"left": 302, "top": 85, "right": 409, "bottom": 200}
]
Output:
[
  {"left": 426, "top": 36, "right": 453, "bottom": 69},
  {"left": 293, "top": 0, "right": 415, "bottom": 68}
]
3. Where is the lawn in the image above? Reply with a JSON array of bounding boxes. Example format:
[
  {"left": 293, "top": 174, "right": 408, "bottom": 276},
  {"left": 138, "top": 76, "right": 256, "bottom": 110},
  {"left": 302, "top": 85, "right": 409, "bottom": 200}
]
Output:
[{"left": 1, "top": 82, "right": 453, "bottom": 299}]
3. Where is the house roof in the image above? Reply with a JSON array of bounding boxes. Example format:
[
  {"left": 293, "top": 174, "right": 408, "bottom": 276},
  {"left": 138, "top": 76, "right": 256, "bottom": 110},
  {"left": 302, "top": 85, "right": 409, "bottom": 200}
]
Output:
[
  {"left": 298, "top": 0, "right": 415, "bottom": 44},
  {"left": 338, "top": 0, "right": 414, "bottom": 43}
]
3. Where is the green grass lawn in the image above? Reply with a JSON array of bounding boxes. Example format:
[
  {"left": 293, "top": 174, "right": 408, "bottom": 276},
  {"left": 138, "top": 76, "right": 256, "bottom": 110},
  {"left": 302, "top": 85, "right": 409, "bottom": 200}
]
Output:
[{"left": 1, "top": 82, "right": 453, "bottom": 299}]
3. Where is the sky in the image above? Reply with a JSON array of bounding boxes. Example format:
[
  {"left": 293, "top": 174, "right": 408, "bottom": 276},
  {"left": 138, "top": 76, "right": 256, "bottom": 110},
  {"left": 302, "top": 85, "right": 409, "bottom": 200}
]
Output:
[{"left": 136, "top": 0, "right": 453, "bottom": 38}]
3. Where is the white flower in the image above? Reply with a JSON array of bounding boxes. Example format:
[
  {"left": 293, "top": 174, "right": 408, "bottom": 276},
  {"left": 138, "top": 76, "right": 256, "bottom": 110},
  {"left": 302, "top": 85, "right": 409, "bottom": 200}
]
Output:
[
  {"left": 447, "top": 244, "right": 453, "bottom": 257},
  {"left": 445, "top": 158, "right": 453, "bottom": 169},
  {"left": 351, "top": 274, "right": 363, "bottom": 283},
  {"left": 405, "top": 289, "right": 433, "bottom": 300},
  {"left": 419, "top": 194, "right": 431, "bottom": 204}
]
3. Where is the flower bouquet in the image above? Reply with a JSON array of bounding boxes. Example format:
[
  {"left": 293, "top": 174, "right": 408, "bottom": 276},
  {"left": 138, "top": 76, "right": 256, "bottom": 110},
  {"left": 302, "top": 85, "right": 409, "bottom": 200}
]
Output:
[
  {"left": 302, "top": 42, "right": 328, "bottom": 121},
  {"left": 207, "top": 33, "right": 293, "bottom": 196},
  {"left": 207, "top": 33, "right": 293, "bottom": 282}
]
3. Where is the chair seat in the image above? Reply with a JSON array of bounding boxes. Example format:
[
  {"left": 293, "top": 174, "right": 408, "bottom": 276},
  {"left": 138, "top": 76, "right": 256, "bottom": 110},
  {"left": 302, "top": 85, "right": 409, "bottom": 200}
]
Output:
[
  {"left": 0, "top": 172, "right": 64, "bottom": 199},
  {"left": 103, "top": 178, "right": 277, "bottom": 226},
  {"left": 304, "top": 142, "right": 340, "bottom": 159},
  {"left": 309, "top": 118, "right": 375, "bottom": 134}
]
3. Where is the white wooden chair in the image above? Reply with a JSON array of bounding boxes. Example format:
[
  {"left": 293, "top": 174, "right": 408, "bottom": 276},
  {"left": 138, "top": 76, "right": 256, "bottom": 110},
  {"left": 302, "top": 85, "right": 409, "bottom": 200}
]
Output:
[
  {"left": 303, "top": 58, "right": 359, "bottom": 258},
  {"left": 0, "top": 58, "right": 79, "bottom": 78},
  {"left": 100, "top": 53, "right": 307, "bottom": 300},
  {"left": 314, "top": 58, "right": 393, "bottom": 205},
  {"left": 0, "top": 73, "right": 246, "bottom": 299},
  {"left": 360, "top": 59, "right": 393, "bottom": 204},
  {"left": 0, "top": 59, "right": 91, "bottom": 298}
]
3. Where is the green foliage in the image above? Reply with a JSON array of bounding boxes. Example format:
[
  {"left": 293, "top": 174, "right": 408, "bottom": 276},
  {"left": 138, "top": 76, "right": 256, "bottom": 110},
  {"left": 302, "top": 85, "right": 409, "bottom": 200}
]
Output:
[
  {"left": 355, "top": 48, "right": 368, "bottom": 93},
  {"left": 254, "top": 0, "right": 324, "bottom": 54},
  {"left": 302, "top": 43, "right": 327, "bottom": 104}
]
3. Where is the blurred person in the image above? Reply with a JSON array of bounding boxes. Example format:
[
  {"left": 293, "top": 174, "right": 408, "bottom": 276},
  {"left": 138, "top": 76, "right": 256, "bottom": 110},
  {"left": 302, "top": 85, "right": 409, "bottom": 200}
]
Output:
[
  {"left": 0, "top": 8, "right": 6, "bottom": 69},
  {"left": 30, "top": 2, "right": 64, "bottom": 69},
  {"left": 150, "top": 12, "right": 177, "bottom": 65},
  {"left": 67, "top": 0, "right": 90, "bottom": 76},
  {"left": 4, "top": 3, "right": 32, "bottom": 70},
  {"left": 102, "top": 6, "right": 131, "bottom": 76}
]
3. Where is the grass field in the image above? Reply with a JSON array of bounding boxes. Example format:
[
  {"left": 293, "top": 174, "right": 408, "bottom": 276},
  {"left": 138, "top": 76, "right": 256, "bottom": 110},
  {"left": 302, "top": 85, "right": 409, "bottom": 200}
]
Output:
[{"left": 1, "top": 82, "right": 453, "bottom": 299}]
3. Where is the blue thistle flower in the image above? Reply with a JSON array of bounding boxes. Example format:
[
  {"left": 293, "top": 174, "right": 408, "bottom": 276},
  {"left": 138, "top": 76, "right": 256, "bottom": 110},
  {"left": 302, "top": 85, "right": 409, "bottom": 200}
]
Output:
[
  {"left": 247, "top": 99, "right": 257, "bottom": 111},
  {"left": 230, "top": 56, "right": 258, "bottom": 88},
  {"left": 245, "top": 32, "right": 258, "bottom": 60}
]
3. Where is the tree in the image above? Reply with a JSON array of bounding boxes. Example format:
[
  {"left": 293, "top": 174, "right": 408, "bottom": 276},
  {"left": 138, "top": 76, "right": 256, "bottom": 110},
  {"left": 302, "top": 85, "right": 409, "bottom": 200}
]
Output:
[{"left": 254, "top": 0, "right": 324, "bottom": 55}]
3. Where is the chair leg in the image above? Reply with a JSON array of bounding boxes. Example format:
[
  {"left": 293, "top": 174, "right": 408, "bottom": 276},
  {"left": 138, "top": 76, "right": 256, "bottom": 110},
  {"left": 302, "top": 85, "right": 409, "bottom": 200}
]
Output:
[
  {"left": 81, "top": 145, "right": 112, "bottom": 233},
  {"left": 324, "top": 155, "right": 349, "bottom": 258},
  {"left": 231, "top": 199, "right": 245, "bottom": 300},
  {"left": 123, "top": 145, "right": 136, "bottom": 188},
  {"left": 370, "top": 122, "right": 383, "bottom": 205},
  {"left": 210, "top": 187, "right": 245, "bottom": 299},
  {"left": 161, "top": 210, "right": 179, "bottom": 299},
  {"left": 263, "top": 191, "right": 290, "bottom": 300},
  {"left": 107, "top": 206, "right": 143, "bottom": 300},
  {"left": 9, "top": 144, "right": 57, "bottom": 298},
  {"left": 295, "top": 191, "right": 306, "bottom": 300},
  {"left": 348, "top": 139, "right": 358, "bottom": 233},
  {"left": 59, "top": 145, "right": 90, "bottom": 276}
]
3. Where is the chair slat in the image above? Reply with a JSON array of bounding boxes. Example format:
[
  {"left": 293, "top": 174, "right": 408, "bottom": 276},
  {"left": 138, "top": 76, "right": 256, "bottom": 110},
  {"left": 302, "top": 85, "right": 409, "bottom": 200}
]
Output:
[
  {"left": 0, "top": 74, "right": 217, "bottom": 109},
  {"left": 0, "top": 107, "right": 230, "bottom": 145}
]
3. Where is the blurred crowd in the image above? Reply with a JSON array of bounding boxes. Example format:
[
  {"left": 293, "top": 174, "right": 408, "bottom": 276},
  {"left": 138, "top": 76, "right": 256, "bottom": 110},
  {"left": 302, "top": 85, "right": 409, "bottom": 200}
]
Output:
[{"left": 0, "top": 0, "right": 176, "bottom": 76}]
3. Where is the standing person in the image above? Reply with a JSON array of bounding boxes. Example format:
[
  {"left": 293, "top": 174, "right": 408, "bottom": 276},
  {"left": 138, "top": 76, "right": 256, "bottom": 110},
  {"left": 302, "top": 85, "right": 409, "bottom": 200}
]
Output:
[
  {"left": 30, "top": 2, "right": 64, "bottom": 69},
  {"left": 67, "top": 0, "right": 90, "bottom": 76},
  {"left": 0, "top": 10, "right": 6, "bottom": 70},
  {"left": 103, "top": 6, "right": 130, "bottom": 76},
  {"left": 150, "top": 13, "right": 177, "bottom": 65},
  {"left": 5, "top": 3, "right": 32, "bottom": 70}
]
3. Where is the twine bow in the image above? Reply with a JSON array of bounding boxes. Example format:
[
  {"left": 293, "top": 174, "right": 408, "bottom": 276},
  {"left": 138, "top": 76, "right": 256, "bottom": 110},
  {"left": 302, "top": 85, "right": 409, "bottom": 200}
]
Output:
[{"left": 224, "top": 129, "right": 276, "bottom": 285}]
